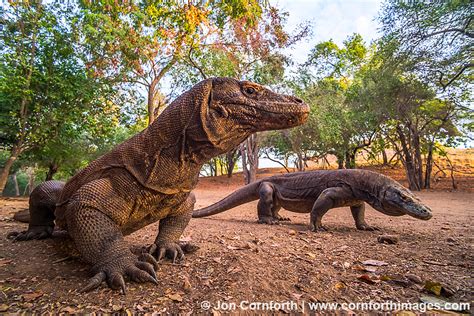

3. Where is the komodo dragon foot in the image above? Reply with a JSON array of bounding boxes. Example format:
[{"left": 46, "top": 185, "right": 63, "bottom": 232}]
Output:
[
  {"left": 148, "top": 241, "right": 194, "bottom": 263},
  {"left": 257, "top": 216, "right": 281, "bottom": 225},
  {"left": 80, "top": 252, "right": 159, "bottom": 294},
  {"left": 274, "top": 214, "right": 291, "bottom": 222},
  {"left": 7, "top": 225, "right": 53, "bottom": 241},
  {"left": 355, "top": 224, "right": 380, "bottom": 231}
]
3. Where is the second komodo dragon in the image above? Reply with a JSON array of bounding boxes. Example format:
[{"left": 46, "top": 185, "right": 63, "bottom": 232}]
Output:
[
  {"left": 192, "top": 169, "right": 432, "bottom": 231},
  {"left": 8, "top": 78, "right": 309, "bottom": 292}
]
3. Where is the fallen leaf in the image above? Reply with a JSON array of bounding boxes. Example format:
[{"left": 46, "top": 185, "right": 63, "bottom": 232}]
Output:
[
  {"left": 382, "top": 275, "right": 410, "bottom": 287},
  {"left": 334, "top": 282, "right": 346, "bottom": 290},
  {"left": 182, "top": 276, "right": 192, "bottom": 292},
  {"left": 22, "top": 291, "right": 43, "bottom": 302},
  {"left": 380, "top": 275, "right": 391, "bottom": 281},
  {"left": 288, "top": 229, "right": 297, "bottom": 235},
  {"left": 167, "top": 293, "right": 183, "bottom": 302},
  {"left": 352, "top": 265, "right": 377, "bottom": 273},
  {"left": 61, "top": 306, "right": 79, "bottom": 313},
  {"left": 357, "top": 274, "right": 379, "bottom": 284},
  {"left": 361, "top": 259, "right": 388, "bottom": 266},
  {"left": 306, "top": 252, "right": 317, "bottom": 259},
  {"left": 0, "top": 304, "right": 9, "bottom": 312},
  {"left": 212, "top": 257, "right": 221, "bottom": 263},
  {"left": 424, "top": 281, "right": 442, "bottom": 296},
  {"left": 406, "top": 274, "right": 422, "bottom": 284},
  {"left": 292, "top": 293, "right": 304, "bottom": 300},
  {"left": 424, "top": 281, "right": 455, "bottom": 297},
  {"left": 112, "top": 305, "right": 122, "bottom": 312},
  {"left": 377, "top": 234, "right": 399, "bottom": 244},
  {"left": 333, "top": 245, "right": 349, "bottom": 252},
  {"left": 0, "top": 259, "right": 12, "bottom": 267},
  {"left": 419, "top": 296, "right": 449, "bottom": 309}
]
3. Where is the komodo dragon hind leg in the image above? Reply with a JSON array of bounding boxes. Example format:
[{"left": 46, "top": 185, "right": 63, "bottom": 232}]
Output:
[
  {"left": 7, "top": 180, "right": 64, "bottom": 241},
  {"left": 272, "top": 205, "right": 290, "bottom": 222},
  {"left": 67, "top": 204, "right": 158, "bottom": 293},
  {"left": 257, "top": 182, "right": 280, "bottom": 225},
  {"left": 149, "top": 193, "right": 195, "bottom": 263},
  {"left": 350, "top": 204, "right": 379, "bottom": 231}
]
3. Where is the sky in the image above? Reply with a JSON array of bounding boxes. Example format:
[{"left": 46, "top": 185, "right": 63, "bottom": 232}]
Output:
[{"left": 278, "top": 0, "right": 384, "bottom": 64}]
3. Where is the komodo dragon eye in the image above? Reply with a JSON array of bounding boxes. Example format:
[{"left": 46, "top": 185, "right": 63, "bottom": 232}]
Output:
[{"left": 245, "top": 87, "right": 256, "bottom": 95}]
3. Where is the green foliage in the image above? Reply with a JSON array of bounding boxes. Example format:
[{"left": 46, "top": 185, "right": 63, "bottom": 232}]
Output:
[
  {"left": 170, "top": 5, "right": 309, "bottom": 90},
  {"left": 266, "top": 35, "right": 377, "bottom": 169},
  {"left": 380, "top": 0, "right": 473, "bottom": 92}
]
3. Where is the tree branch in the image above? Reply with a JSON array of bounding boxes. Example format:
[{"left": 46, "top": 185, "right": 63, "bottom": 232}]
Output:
[{"left": 438, "top": 62, "right": 474, "bottom": 90}]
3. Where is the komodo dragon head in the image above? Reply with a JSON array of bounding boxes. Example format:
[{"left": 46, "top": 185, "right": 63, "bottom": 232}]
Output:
[
  {"left": 380, "top": 185, "right": 433, "bottom": 220},
  {"left": 178, "top": 77, "right": 310, "bottom": 156},
  {"left": 207, "top": 78, "right": 309, "bottom": 130}
]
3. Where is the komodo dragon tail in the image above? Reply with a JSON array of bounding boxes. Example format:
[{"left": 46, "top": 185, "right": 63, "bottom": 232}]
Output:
[
  {"left": 13, "top": 209, "right": 30, "bottom": 223},
  {"left": 8, "top": 180, "right": 65, "bottom": 240},
  {"left": 192, "top": 181, "right": 262, "bottom": 218}
]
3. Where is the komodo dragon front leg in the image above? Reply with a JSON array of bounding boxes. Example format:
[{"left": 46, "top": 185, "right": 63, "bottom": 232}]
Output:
[
  {"left": 66, "top": 179, "right": 159, "bottom": 293},
  {"left": 309, "top": 187, "right": 377, "bottom": 232},
  {"left": 148, "top": 193, "right": 195, "bottom": 263},
  {"left": 350, "top": 203, "right": 379, "bottom": 231}
]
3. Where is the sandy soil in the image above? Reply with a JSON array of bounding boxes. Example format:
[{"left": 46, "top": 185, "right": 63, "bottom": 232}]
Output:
[{"left": 0, "top": 168, "right": 472, "bottom": 314}]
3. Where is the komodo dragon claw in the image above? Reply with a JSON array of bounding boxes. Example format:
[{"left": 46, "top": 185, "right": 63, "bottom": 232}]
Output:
[
  {"left": 356, "top": 224, "right": 380, "bottom": 231},
  {"left": 79, "top": 257, "right": 159, "bottom": 294},
  {"left": 149, "top": 242, "right": 185, "bottom": 264},
  {"left": 7, "top": 226, "right": 53, "bottom": 241}
]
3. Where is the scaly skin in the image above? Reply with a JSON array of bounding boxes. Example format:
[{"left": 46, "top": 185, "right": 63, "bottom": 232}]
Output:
[
  {"left": 8, "top": 78, "right": 309, "bottom": 292},
  {"left": 192, "top": 169, "right": 433, "bottom": 231}
]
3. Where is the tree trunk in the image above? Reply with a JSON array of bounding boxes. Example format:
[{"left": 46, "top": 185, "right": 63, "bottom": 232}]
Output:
[
  {"left": 147, "top": 79, "right": 159, "bottom": 126},
  {"left": 396, "top": 126, "right": 420, "bottom": 190},
  {"left": 296, "top": 151, "right": 304, "bottom": 171},
  {"left": 225, "top": 149, "right": 239, "bottom": 178},
  {"left": 27, "top": 167, "right": 35, "bottom": 195},
  {"left": 412, "top": 129, "right": 424, "bottom": 189},
  {"left": 0, "top": 147, "right": 21, "bottom": 196},
  {"left": 45, "top": 161, "right": 59, "bottom": 181},
  {"left": 240, "top": 134, "right": 259, "bottom": 184},
  {"left": 344, "top": 150, "right": 356, "bottom": 169},
  {"left": 12, "top": 172, "right": 20, "bottom": 196},
  {"left": 382, "top": 149, "right": 388, "bottom": 165},
  {"left": 424, "top": 142, "right": 434, "bottom": 189},
  {"left": 337, "top": 155, "right": 344, "bottom": 169}
]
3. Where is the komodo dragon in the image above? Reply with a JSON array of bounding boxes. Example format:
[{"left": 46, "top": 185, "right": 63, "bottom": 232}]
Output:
[
  {"left": 7, "top": 77, "right": 309, "bottom": 292},
  {"left": 192, "top": 169, "right": 432, "bottom": 231}
]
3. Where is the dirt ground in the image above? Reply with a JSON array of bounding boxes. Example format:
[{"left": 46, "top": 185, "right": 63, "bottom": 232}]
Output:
[{"left": 0, "top": 167, "right": 472, "bottom": 314}]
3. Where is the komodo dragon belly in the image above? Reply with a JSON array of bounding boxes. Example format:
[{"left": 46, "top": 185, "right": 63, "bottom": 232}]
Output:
[
  {"left": 56, "top": 169, "right": 188, "bottom": 235},
  {"left": 277, "top": 189, "right": 363, "bottom": 213},
  {"left": 279, "top": 198, "right": 315, "bottom": 213}
]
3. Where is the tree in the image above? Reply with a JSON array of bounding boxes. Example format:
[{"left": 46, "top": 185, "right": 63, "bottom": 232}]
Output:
[
  {"left": 266, "top": 34, "right": 377, "bottom": 170},
  {"left": 79, "top": 0, "right": 269, "bottom": 125},
  {"left": 380, "top": 0, "right": 473, "bottom": 91},
  {"left": 354, "top": 40, "right": 469, "bottom": 190},
  {"left": 0, "top": 2, "right": 115, "bottom": 194}
]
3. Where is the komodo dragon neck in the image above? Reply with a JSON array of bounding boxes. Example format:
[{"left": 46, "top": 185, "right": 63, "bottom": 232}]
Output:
[{"left": 121, "top": 81, "right": 253, "bottom": 194}]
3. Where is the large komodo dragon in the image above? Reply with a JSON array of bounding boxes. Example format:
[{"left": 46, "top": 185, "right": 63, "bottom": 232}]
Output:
[
  {"left": 8, "top": 78, "right": 309, "bottom": 292},
  {"left": 192, "top": 169, "right": 432, "bottom": 231}
]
